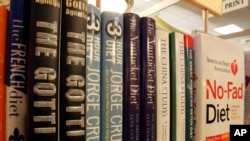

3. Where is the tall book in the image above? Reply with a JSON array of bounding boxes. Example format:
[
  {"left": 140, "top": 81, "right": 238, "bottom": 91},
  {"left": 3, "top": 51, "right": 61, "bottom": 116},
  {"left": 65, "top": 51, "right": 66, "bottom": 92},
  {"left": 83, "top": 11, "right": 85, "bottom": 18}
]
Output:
[
  {"left": 27, "top": 1, "right": 61, "bottom": 141},
  {"left": 155, "top": 29, "right": 170, "bottom": 141},
  {"left": 123, "top": 13, "right": 141, "bottom": 141},
  {"left": 59, "top": 0, "right": 87, "bottom": 141},
  {"left": 140, "top": 17, "right": 156, "bottom": 141},
  {"left": 86, "top": 4, "right": 101, "bottom": 141},
  {"left": 193, "top": 33, "right": 244, "bottom": 141},
  {"left": 5, "top": 0, "right": 30, "bottom": 141},
  {"left": 169, "top": 32, "right": 186, "bottom": 141},
  {"left": 100, "top": 11, "right": 124, "bottom": 141},
  {"left": 0, "top": 6, "right": 8, "bottom": 141},
  {"left": 244, "top": 51, "right": 250, "bottom": 124},
  {"left": 184, "top": 34, "right": 194, "bottom": 141}
]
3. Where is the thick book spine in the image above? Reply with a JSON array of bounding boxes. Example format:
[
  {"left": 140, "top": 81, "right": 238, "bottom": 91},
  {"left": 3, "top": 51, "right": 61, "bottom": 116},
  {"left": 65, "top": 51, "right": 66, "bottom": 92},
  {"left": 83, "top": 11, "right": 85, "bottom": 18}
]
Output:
[
  {"left": 27, "top": 1, "right": 61, "bottom": 141},
  {"left": 0, "top": 6, "right": 8, "bottom": 141},
  {"left": 169, "top": 32, "right": 185, "bottom": 141},
  {"left": 86, "top": 4, "right": 101, "bottom": 141},
  {"left": 140, "top": 17, "right": 156, "bottom": 141},
  {"left": 155, "top": 29, "right": 170, "bottom": 141},
  {"left": 100, "top": 11, "right": 124, "bottom": 141},
  {"left": 59, "top": 0, "right": 87, "bottom": 141},
  {"left": 5, "top": 1, "right": 30, "bottom": 141},
  {"left": 123, "top": 13, "right": 141, "bottom": 141},
  {"left": 184, "top": 34, "right": 194, "bottom": 141}
]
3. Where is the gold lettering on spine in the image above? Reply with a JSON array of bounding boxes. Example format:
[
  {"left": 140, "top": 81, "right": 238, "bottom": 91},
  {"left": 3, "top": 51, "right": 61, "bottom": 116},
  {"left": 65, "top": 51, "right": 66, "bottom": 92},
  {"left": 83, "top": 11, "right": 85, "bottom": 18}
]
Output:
[{"left": 65, "top": 0, "right": 87, "bottom": 19}]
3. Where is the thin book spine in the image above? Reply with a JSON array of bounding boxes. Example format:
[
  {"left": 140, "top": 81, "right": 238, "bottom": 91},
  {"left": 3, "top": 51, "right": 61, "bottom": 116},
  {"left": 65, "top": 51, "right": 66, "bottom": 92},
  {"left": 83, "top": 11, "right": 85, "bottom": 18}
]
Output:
[
  {"left": 100, "top": 11, "right": 124, "bottom": 141},
  {"left": 155, "top": 29, "right": 170, "bottom": 141},
  {"left": 0, "top": 6, "right": 8, "bottom": 141},
  {"left": 5, "top": 0, "right": 30, "bottom": 141},
  {"left": 86, "top": 4, "right": 101, "bottom": 141},
  {"left": 244, "top": 51, "right": 250, "bottom": 124},
  {"left": 27, "top": 1, "right": 61, "bottom": 141},
  {"left": 184, "top": 34, "right": 194, "bottom": 141},
  {"left": 140, "top": 17, "right": 156, "bottom": 141},
  {"left": 123, "top": 13, "right": 141, "bottom": 141},
  {"left": 169, "top": 32, "right": 185, "bottom": 141},
  {"left": 60, "top": 0, "right": 87, "bottom": 141}
]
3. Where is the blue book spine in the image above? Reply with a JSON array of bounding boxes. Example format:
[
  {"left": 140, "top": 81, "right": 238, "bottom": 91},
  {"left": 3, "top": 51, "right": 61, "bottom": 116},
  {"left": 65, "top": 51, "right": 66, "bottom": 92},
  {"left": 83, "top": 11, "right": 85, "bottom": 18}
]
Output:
[
  {"left": 123, "top": 13, "right": 141, "bottom": 141},
  {"left": 5, "top": 0, "right": 30, "bottom": 140},
  {"left": 27, "top": 1, "right": 61, "bottom": 141},
  {"left": 139, "top": 17, "right": 156, "bottom": 141},
  {"left": 59, "top": 0, "right": 88, "bottom": 141},
  {"left": 86, "top": 4, "right": 101, "bottom": 141},
  {"left": 100, "top": 11, "right": 124, "bottom": 141}
]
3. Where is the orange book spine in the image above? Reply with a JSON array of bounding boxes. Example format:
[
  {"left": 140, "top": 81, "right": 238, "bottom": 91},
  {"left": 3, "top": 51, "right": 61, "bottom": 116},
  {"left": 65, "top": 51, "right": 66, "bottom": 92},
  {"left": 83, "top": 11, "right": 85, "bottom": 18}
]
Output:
[{"left": 0, "top": 6, "right": 8, "bottom": 141}]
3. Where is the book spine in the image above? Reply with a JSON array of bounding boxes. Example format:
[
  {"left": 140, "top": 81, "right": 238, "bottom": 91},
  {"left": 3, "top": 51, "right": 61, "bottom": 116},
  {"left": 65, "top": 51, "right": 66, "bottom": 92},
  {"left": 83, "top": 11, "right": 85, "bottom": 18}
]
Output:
[
  {"left": 101, "top": 11, "right": 124, "bottom": 141},
  {"left": 169, "top": 32, "right": 185, "bottom": 141},
  {"left": 5, "top": 0, "right": 30, "bottom": 141},
  {"left": 245, "top": 51, "right": 250, "bottom": 124},
  {"left": 155, "top": 29, "right": 170, "bottom": 141},
  {"left": 27, "top": 1, "right": 61, "bottom": 141},
  {"left": 184, "top": 34, "right": 194, "bottom": 141},
  {"left": 59, "top": 0, "right": 87, "bottom": 141},
  {"left": 140, "top": 17, "right": 156, "bottom": 141},
  {"left": 86, "top": 4, "right": 101, "bottom": 141},
  {"left": 123, "top": 13, "right": 141, "bottom": 141},
  {"left": 0, "top": 6, "right": 8, "bottom": 141}
]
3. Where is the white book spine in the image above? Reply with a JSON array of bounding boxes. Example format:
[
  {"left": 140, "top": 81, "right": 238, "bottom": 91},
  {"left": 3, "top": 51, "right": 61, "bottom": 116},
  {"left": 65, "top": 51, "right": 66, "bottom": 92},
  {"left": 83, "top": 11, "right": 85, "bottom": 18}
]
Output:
[{"left": 155, "top": 29, "right": 170, "bottom": 141}]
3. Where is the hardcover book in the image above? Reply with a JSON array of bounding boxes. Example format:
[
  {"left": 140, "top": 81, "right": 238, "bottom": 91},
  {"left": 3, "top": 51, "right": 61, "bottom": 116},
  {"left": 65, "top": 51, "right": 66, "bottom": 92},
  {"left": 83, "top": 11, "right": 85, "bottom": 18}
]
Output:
[
  {"left": 155, "top": 29, "right": 170, "bottom": 141},
  {"left": 0, "top": 6, "right": 8, "bottom": 141},
  {"left": 140, "top": 17, "right": 156, "bottom": 141},
  {"left": 244, "top": 51, "right": 250, "bottom": 124},
  {"left": 193, "top": 33, "right": 244, "bottom": 141},
  {"left": 169, "top": 32, "right": 186, "bottom": 141},
  {"left": 59, "top": 0, "right": 88, "bottom": 141},
  {"left": 5, "top": 1, "right": 30, "bottom": 141},
  {"left": 27, "top": 1, "right": 61, "bottom": 141},
  {"left": 184, "top": 34, "right": 194, "bottom": 141},
  {"left": 100, "top": 11, "right": 124, "bottom": 141},
  {"left": 86, "top": 4, "right": 101, "bottom": 141},
  {"left": 123, "top": 12, "right": 141, "bottom": 141}
]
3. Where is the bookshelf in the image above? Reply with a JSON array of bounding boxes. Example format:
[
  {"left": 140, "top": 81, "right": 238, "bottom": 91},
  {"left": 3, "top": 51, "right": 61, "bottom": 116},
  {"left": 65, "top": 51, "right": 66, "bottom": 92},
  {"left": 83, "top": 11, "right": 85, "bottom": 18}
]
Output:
[
  {"left": 131, "top": 0, "right": 250, "bottom": 51},
  {"left": 1, "top": 0, "right": 250, "bottom": 141}
]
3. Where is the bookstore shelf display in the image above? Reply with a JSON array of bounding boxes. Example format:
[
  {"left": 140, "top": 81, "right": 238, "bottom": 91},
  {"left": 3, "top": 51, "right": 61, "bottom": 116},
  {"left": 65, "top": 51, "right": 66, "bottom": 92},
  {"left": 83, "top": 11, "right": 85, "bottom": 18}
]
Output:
[{"left": 0, "top": 0, "right": 250, "bottom": 141}]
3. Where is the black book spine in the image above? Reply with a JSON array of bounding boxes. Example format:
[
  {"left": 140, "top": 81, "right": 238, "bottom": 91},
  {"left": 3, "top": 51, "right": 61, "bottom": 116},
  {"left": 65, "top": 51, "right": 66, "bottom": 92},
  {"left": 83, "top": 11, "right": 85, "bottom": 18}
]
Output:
[
  {"left": 123, "top": 13, "right": 141, "bottom": 141},
  {"left": 60, "top": 0, "right": 87, "bottom": 141},
  {"left": 140, "top": 17, "right": 156, "bottom": 141},
  {"left": 28, "top": 1, "right": 61, "bottom": 141}
]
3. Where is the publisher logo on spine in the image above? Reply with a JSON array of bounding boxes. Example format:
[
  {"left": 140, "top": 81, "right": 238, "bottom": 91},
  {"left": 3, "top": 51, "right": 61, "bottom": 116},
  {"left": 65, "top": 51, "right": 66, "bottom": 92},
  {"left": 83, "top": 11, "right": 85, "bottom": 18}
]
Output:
[
  {"left": 9, "top": 128, "right": 25, "bottom": 141},
  {"left": 230, "top": 125, "right": 250, "bottom": 141}
]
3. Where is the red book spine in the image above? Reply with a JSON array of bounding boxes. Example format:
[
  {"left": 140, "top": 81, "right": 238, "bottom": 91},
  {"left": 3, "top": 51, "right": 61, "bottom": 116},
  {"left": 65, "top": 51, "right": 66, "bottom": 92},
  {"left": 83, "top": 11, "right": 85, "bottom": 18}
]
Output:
[{"left": 0, "top": 6, "right": 8, "bottom": 141}]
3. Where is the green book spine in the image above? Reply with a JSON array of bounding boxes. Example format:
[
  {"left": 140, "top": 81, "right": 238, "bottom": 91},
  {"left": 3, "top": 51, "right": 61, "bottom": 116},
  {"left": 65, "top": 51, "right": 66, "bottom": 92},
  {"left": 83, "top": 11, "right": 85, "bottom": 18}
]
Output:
[{"left": 169, "top": 32, "right": 186, "bottom": 141}]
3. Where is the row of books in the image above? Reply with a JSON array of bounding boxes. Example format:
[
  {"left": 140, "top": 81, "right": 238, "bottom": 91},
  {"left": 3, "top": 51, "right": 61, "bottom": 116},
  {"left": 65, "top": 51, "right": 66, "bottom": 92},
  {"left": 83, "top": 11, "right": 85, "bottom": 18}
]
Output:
[{"left": 0, "top": 0, "right": 248, "bottom": 141}]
